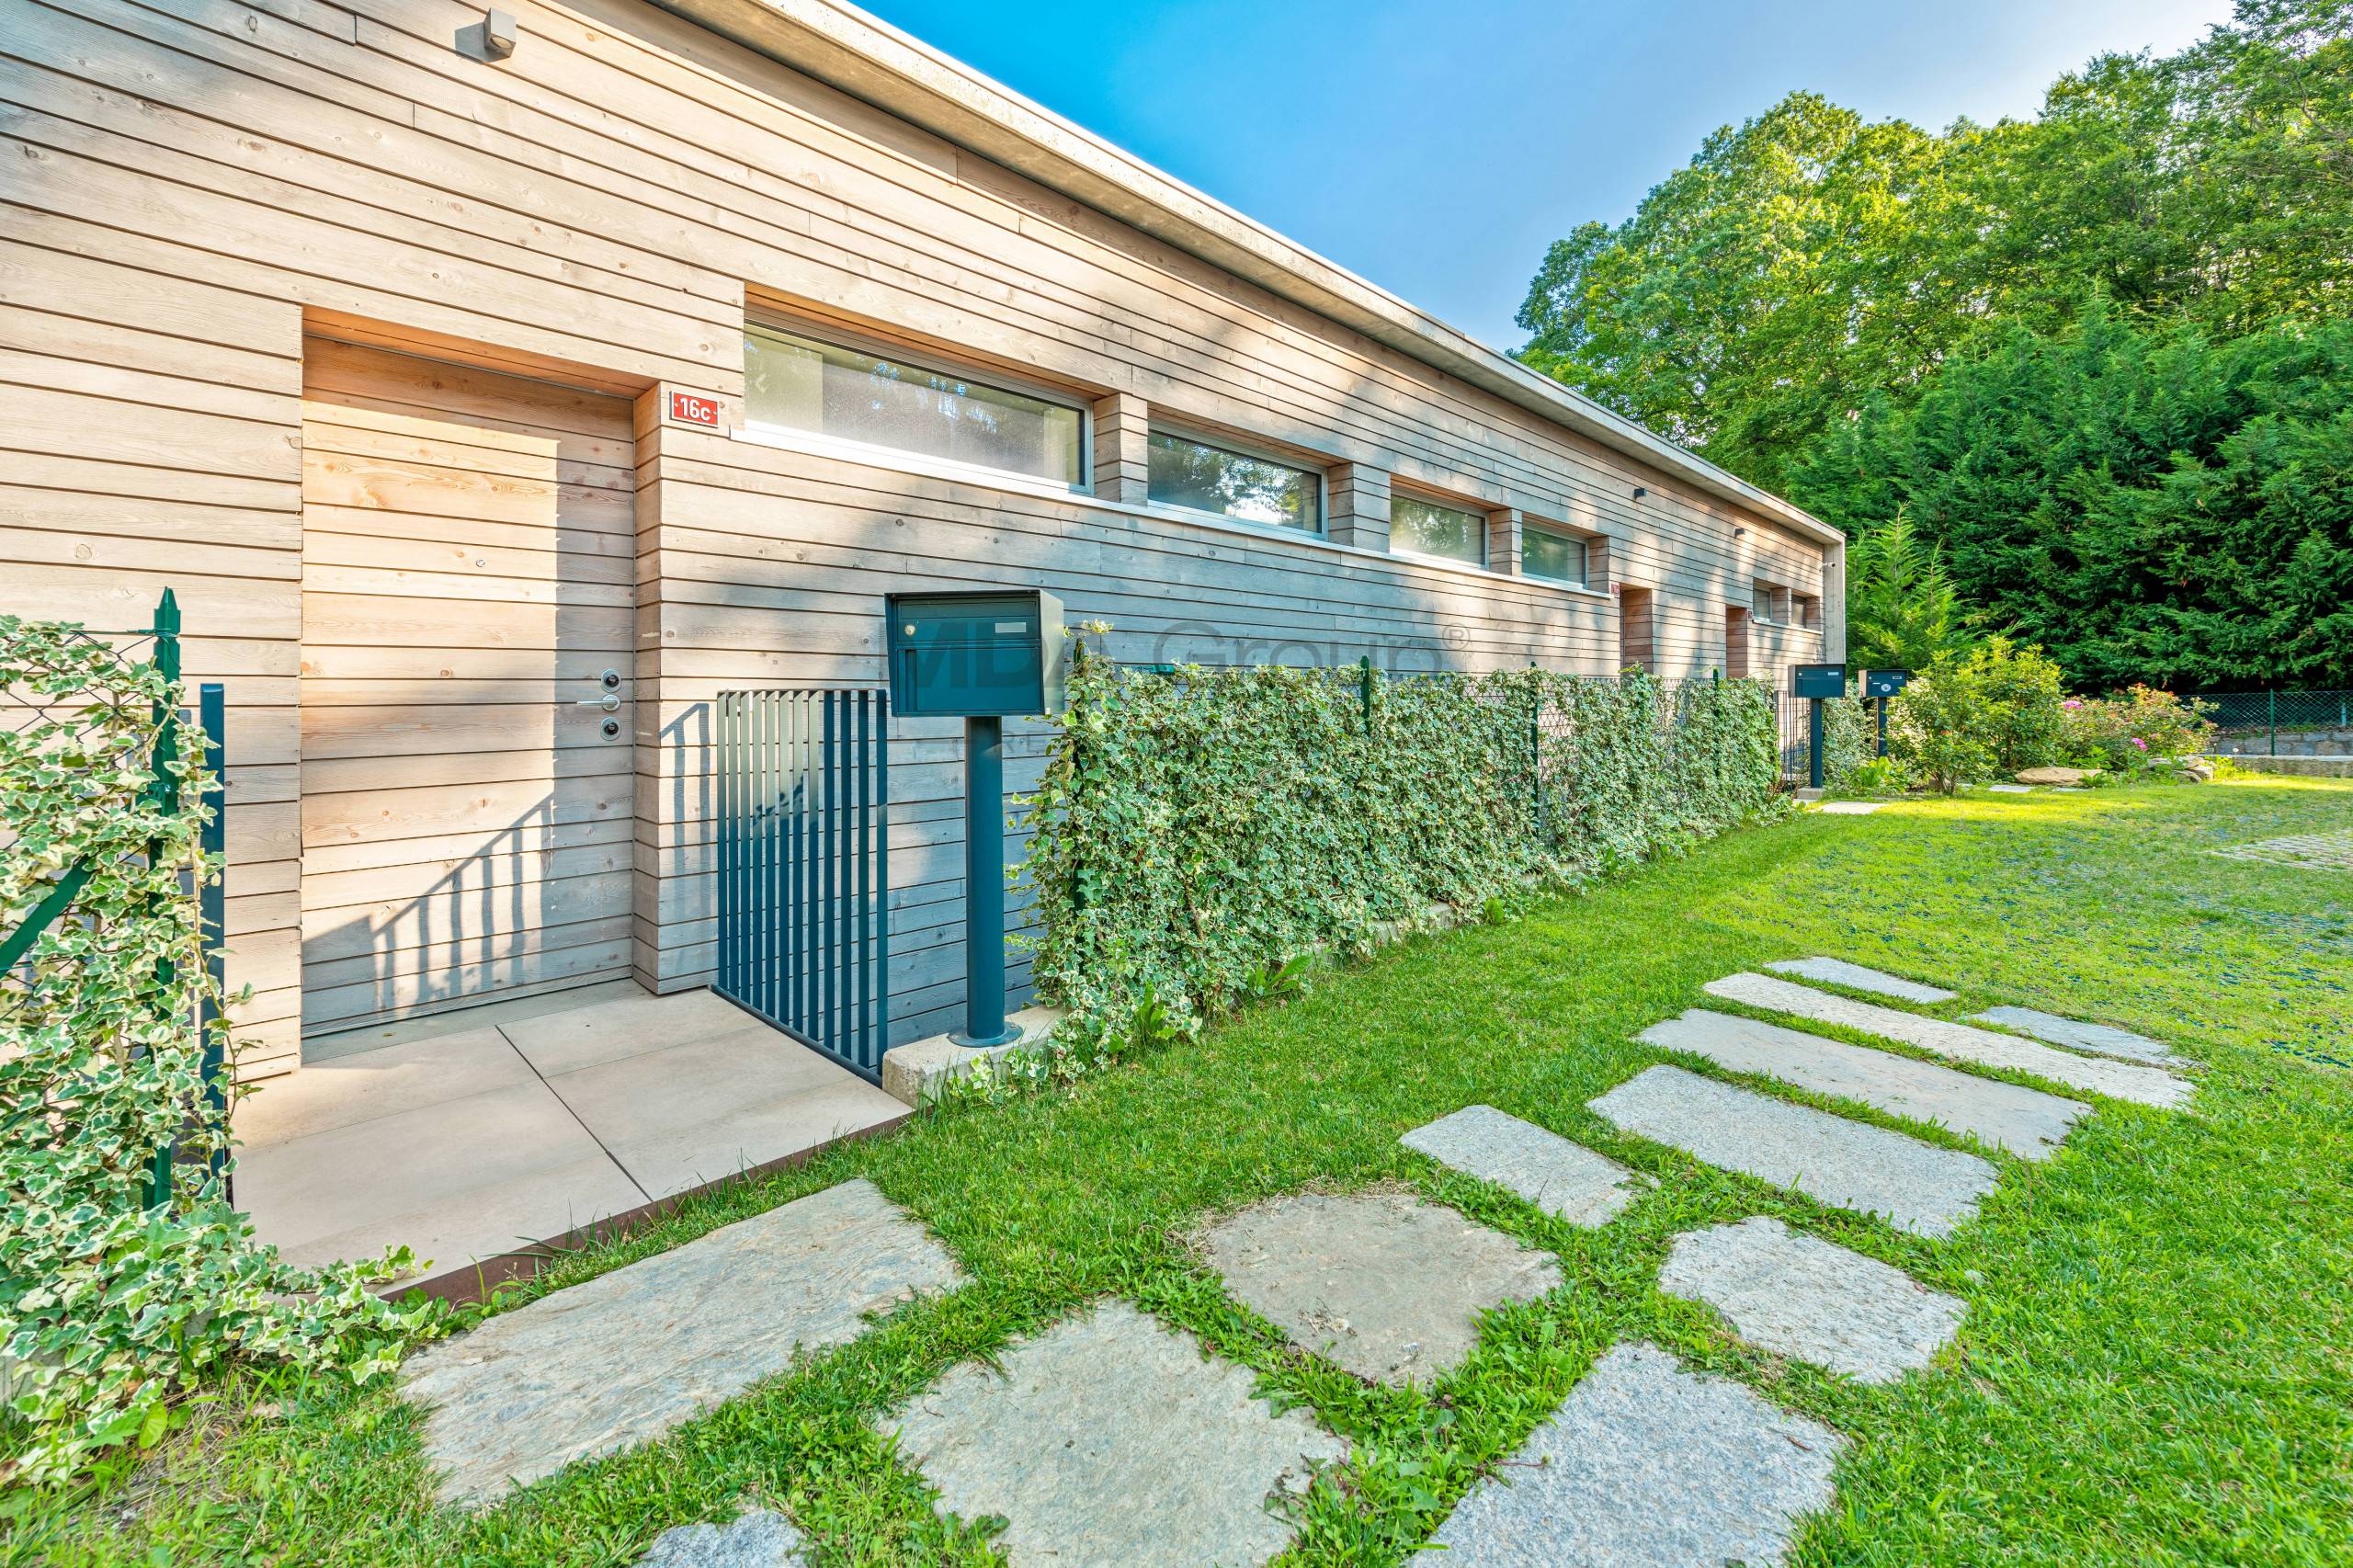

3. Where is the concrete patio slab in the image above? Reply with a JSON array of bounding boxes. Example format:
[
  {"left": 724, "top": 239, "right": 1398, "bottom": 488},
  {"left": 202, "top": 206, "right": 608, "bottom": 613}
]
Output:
[
  {"left": 1704, "top": 971, "right": 2193, "bottom": 1108},
  {"left": 1422, "top": 1341, "right": 1842, "bottom": 1566},
  {"left": 403, "top": 1178, "right": 961, "bottom": 1506},
  {"left": 1401, "top": 1105, "right": 1646, "bottom": 1227},
  {"left": 1658, "top": 1217, "right": 1965, "bottom": 1383},
  {"left": 1195, "top": 1190, "right": 1563, "bottom": 1384},
  {"left": 636, "top": 1508, "right": 806, "bottom": 1566},
  {"left": 889, "top": 1300, "right": 1343, "bottom": 1567},
  {"left": 502, "top": 987, "right": 765, "bottom": 1077},
  {"left": 1641, "top": 1009, "right": 2086, "bottom": 1160},
  {"left": 237, "top": 983, "right": 911, "bottom": 1295},
  {"left": 1972, "top": 1006, "right": 2182, "bottom": 1065},
  {"left": 1589, "top": 1066, "right": 1998, "bottom": 1237},
  {"left": 1764, "top": 957, "right": 1956, "bottom": 1004}
]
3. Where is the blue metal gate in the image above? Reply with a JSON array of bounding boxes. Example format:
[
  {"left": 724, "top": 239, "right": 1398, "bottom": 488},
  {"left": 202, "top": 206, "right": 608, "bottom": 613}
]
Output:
[{"left": 714, "top": 687, "right": 890, "bottom": 1081}]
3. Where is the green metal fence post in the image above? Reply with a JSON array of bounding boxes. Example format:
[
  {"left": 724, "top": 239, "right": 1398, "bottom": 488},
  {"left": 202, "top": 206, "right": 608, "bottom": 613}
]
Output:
[
  {"left": 198, "top": 682, "right": 228, "bottom": 1195},
  {"left": 2269, "top": 688, "right": 2278, "bottom": 756},
  {"left": 144, "top": 589, "right": 181, "bottom": 1210},
  {"left": 1359, "top": 654, "right": 1374, "bottom": 733}
]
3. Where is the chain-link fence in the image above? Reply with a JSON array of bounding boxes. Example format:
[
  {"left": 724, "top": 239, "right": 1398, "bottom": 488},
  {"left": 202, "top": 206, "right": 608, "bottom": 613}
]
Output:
[{"left": 2195, "top": 690, "right": 2353, "bottom": 757}]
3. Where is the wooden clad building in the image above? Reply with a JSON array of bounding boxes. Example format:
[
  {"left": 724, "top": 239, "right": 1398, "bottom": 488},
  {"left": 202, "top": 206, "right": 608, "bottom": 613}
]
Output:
[{"left": 0, "top": 0, "right": 1846, "bottom": 1076}]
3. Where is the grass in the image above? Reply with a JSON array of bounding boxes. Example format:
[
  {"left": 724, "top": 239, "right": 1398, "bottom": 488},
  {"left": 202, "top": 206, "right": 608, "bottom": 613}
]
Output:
[{"left": 12, "top": 778, "right": 2353, "bottom": 1566}]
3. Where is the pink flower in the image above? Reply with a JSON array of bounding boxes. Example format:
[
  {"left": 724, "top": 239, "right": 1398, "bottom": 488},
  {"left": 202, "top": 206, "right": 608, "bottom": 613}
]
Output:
[
  {"left": 2131, "top": 736, "right": 2147, "bottom": 748},
  {"left": 2063, "top": 699, "right": 2084, "bottom": 710}
]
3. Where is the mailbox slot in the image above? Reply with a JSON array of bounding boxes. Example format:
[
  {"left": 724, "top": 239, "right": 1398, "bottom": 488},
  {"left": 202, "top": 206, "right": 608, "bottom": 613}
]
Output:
[{"left": 886, "top": 589, "right": 1068, "bottom": 718}]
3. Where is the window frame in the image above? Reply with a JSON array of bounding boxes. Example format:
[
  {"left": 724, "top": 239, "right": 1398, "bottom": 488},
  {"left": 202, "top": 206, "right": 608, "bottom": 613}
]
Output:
[
  {"left": 1520, "top": 522, "right": 1596, "bottom": 588},
  {"left": 741, "top": 313, "right": 1095, "bottom": 494},
  {"left": 1143, "top": 423, "right": 1328, "bottom": 538},
  {"left": 1386, "top": 488, "right": 1490, "bottom": 569}
]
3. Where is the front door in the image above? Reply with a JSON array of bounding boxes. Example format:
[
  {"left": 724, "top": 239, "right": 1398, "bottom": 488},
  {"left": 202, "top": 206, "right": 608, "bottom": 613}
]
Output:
[{"left": 296, "top": 338, "right": 637, "bottom": 1039}]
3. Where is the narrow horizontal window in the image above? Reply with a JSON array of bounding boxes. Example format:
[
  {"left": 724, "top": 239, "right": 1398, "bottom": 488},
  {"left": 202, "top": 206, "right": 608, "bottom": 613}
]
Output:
[
  {"left": 744, "top": 323, "right": 1084, "bottom": 486},
  {"left": 1522, "top": 527, "right": 1589, "bottom": 586},
  {"left": 1390, "top": 494, "right": 1486, "bottom": 566},
  {"left": 1146, "top": 430, "right": 1321, "bottom": 532}
]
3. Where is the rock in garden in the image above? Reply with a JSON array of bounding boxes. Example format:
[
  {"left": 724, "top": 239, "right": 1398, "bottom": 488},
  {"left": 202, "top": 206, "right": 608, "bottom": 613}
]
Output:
[{"left": 2015, "top": 766, "right": 2091, "bottom": 786}]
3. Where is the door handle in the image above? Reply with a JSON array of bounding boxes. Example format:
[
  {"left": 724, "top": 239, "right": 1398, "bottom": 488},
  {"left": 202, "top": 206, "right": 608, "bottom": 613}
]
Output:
[{"left": 576, "top": 693, "right": 621, "bottom": 711}]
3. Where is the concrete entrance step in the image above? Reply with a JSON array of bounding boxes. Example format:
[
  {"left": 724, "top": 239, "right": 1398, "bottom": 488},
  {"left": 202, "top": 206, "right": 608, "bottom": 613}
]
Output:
[
  {"left": 1658, "top": 1217, "right": 1965, "bottom": 1383},
  {"left": 400, "top": 1178, "right": 962, "bottom": 1506},
  {"left": 1423, "top": 1341, "right": 1842, "bottom": 1565},
  {"left": 1704, "top": 971, "right": 2193, "bottom": 1108},
  {"left": 1641, "top": 1008, "right": 2086, "bottom": 1161},
  {"left": 1589, "top": 1066, "right": 1997, "bottom": 1238},
  {"left": 888, "top": 1300, "right": 1343, "bottom": 1567},
  {"left": 1401, "top": 1105, "right": 1647, "bottom": 1227}
]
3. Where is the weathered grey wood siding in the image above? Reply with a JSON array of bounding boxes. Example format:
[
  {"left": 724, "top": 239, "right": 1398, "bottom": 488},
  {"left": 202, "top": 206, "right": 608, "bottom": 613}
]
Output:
[{"left": 0, "top": 0, "right": 1835, "bottom": 1068}]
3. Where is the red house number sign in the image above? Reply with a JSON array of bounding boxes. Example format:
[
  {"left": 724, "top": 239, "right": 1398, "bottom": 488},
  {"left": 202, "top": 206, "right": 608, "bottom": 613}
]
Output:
[{"left": 668, "top": 390, "right": 721, "bottom": 427}]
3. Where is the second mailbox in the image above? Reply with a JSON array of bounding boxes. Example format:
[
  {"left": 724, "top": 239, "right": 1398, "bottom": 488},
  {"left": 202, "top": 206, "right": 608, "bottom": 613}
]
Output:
[
  {"left": 885, "top": 588, "right": 1069, "bottom": 718},
  {"left": 1790, "top": 663, "right": 1848, "bottom": 699}
]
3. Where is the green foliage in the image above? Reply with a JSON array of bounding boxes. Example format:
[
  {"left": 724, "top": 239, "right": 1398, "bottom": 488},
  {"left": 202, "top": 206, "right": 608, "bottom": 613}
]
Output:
[
  {"left": 0, "top": 617, "right": 434, "bottom": 1486},
  {"left": 1019, "top": 635, "right": 1781, "bottom": 1028},
  {"left": 1518, "top": 2, "right": 2353, "bottom": 687},
  {"left": 1842, "top": 515, "right": 1970, "bottom": 673},
  {"left": 2062, "top": 687, "right": 2219, "bottom": 771},
  {"left": 1796, "top": 310, "right": 2353, "bottom": 689},
  {"left": 1886, "top": 639, "right": 2072, "bottom": 790}
]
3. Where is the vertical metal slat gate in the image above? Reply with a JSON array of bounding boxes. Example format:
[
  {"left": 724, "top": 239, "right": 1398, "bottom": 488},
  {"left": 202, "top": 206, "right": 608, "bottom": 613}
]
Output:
[{"left": 714, "top": 687, "right": 890, "bottom": 1081}]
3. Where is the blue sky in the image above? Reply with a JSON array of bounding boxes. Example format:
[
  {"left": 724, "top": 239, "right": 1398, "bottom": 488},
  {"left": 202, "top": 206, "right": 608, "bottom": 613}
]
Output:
[{"left": 862, "top": 0, "right": 2235, "bottom": 349}]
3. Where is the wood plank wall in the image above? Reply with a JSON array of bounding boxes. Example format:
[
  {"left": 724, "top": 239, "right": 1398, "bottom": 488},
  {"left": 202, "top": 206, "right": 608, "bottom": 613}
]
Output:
[{"left": 1, "top": 0, "right": 1833, "bottom": 1068}]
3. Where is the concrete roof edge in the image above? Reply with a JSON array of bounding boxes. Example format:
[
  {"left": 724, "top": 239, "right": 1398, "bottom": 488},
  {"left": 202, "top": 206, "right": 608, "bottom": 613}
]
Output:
[{"left": 659, "top": 0, "right": 1847, "bottom": 549}]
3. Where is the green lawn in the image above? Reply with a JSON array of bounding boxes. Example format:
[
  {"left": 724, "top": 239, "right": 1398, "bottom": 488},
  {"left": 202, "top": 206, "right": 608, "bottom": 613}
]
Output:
[{"left": 18, "top": 778, "right": 2353, "bottom": 1566}]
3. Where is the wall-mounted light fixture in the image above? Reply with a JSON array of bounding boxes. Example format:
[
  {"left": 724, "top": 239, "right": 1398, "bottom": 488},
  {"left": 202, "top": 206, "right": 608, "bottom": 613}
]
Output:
[
  {"left": 1631, "top": 486, "right": 1647, "bottom": 501},
  {"left": 1733, "top": 526, "right": 1748, "bottom": 539},
  {"left": 483, "top": 8, "right": 517, "bottom": 58}
]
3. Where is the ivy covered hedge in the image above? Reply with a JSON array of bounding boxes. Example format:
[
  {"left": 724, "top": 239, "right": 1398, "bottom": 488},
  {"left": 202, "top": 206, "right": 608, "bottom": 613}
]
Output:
[
  {"left": 1020, "top": 634, "right": 1782, "bottom": 1028},
  {"left": 0, "top": 617, "right": 431, "bottom": 1485}
]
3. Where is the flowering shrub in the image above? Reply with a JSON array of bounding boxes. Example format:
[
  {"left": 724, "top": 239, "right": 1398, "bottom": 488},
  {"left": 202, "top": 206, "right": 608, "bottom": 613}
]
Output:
[
  {"left": 1020, "top": 631, "right": 1781, "bottom": 1031},
  {"left": 0, "top": 617, "right": 434, "bottom": 1485},
  {"left": 1889, "top": 639, "right": 2069, "bottom": 791},
  {"left": 2062, "top": 687, "right": 2216, "bottom": 771}
]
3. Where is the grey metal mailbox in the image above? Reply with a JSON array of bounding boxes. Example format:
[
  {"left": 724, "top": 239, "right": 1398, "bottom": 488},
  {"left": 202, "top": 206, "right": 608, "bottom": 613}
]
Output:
[
  {"left": 880, "top": 587, "right": 1069, "bottom": 1051},
  {"left": 885, "top": 589, "right": 1067, "bottom": 718}
]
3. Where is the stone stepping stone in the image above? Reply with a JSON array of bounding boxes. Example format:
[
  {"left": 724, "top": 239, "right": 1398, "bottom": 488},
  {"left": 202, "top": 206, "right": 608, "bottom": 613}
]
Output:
[
  {"left": 1423, "top": 1340, "right": 1841, "bottom": 1566},
  {"left": 1658, "top": 1217, "right": 1965, "bottom": 1384},
  {"left": 1401, "top": 1105, "right": 1646, "bottom": 1227},
  {"left": 1984, "top": 783, "right": 2034, "bottom": 794},
  {"left": 1816, "top": 801, "right": 1882, "bottom": 814},
  {"left": 636, "top": 1508, "right": 805, "bottom": 1566},
  {"left": 888, "top": 1300, "right": 1343, "bottom": 1567},
  {"left": 1589, "top": 1066, "right": 1996, "bottom": 1237},
  {"left": 1704, "top": 971, "right": 2193, "bottom": 1109},
  {"left": 1764, "top": 956, "right": 1956, "bottom": 1004},
  {"left": 1196, "top": 1189, "right": 1562, "bottom": 1383},
  {"left": 1972, "top": 1006, "right": 2182, "bottom": 1065},
  {"left": 401, "top": 1178, "right": 961, "bottom": 1506},
  {"left": 1641, "top": 1009, "right": 2086, "bottom": 1161}
]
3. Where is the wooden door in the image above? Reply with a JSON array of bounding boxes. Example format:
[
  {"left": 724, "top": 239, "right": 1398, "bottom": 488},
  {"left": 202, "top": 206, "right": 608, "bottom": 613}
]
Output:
[{"left": 297, "top": 339, "right": 637, "bottom": 1038}]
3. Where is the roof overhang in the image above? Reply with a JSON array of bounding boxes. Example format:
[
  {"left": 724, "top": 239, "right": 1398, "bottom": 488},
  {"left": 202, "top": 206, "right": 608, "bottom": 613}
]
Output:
[{"left": 659, "top": 0, "right": 1847, "bottom": 548}]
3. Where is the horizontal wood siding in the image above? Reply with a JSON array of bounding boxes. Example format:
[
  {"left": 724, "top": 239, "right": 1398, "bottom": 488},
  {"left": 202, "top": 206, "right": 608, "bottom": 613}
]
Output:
[{"left": 2, "top": 0, "right": 1835, "bottom": 1066}]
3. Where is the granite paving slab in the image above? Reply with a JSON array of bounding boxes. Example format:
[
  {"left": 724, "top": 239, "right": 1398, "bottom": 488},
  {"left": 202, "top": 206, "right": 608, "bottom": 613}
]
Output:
[
  {"left": 1972, "top": 1006, "right": 2182, "bottom": 1065},
  {"left": 1764, "top": 957, "right": 1957, "bottom": 1004},
  {"left": 1422, "top": 1341, "right": 1842, "bottom": 1566},
  {"left": 1817, "top": 801, "right": 1883, "bottom": 814},
  {"left": 1704, "top": 971, "right": 2193, "bottom": 1108},
  {"left": 1196, "top": 1190, "right": 1563, "bottom": 1383},
  {"left": 1984, "top": 783, "right": 2034, "bottom": 794},
  {"left": 1641, "top": 1008, "right": 2086, "bottom": 1160},
  {"left": 1401, "top": 1105, "right": 1646, "bottom": 1227},
  {"left": 1588, "top": 1066, "right": 1997, "bottom": 1237},
  {"left": 402, "top": 1178, "right": 962, "bottom": 1505},
  {"left": 889, "top": 1300, "right": 1343, "bottom": 1567},
  {"left": 636, "top": 1508, "right": 806, "bottom": 1566},
  {"left": 1658, "top": 1217, "right": 1966, "bottom": 1383}
]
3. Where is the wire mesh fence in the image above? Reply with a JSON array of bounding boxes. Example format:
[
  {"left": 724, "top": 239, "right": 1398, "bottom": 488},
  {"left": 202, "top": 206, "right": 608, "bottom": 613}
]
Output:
[{"left": 2196, "top": 690, "right": 2353, "bottom": 756}]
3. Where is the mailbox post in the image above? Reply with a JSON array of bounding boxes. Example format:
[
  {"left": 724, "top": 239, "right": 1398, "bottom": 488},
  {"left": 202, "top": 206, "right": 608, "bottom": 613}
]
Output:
[
  {"left": 1790, "top": 664, "right": 1847, "bottom": 790},
  {"left": 885, "top": 589, "right": 1068, "bottom": 1049},
  {"left": 1862, "top": 669, "right": 1911, "bottom": 757}
]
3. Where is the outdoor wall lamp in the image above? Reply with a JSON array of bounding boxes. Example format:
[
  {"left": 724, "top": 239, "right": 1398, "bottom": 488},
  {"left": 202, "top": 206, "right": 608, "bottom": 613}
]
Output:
[{"left": 1632, "top": 486, "right": 1648, "bottom": 500}]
